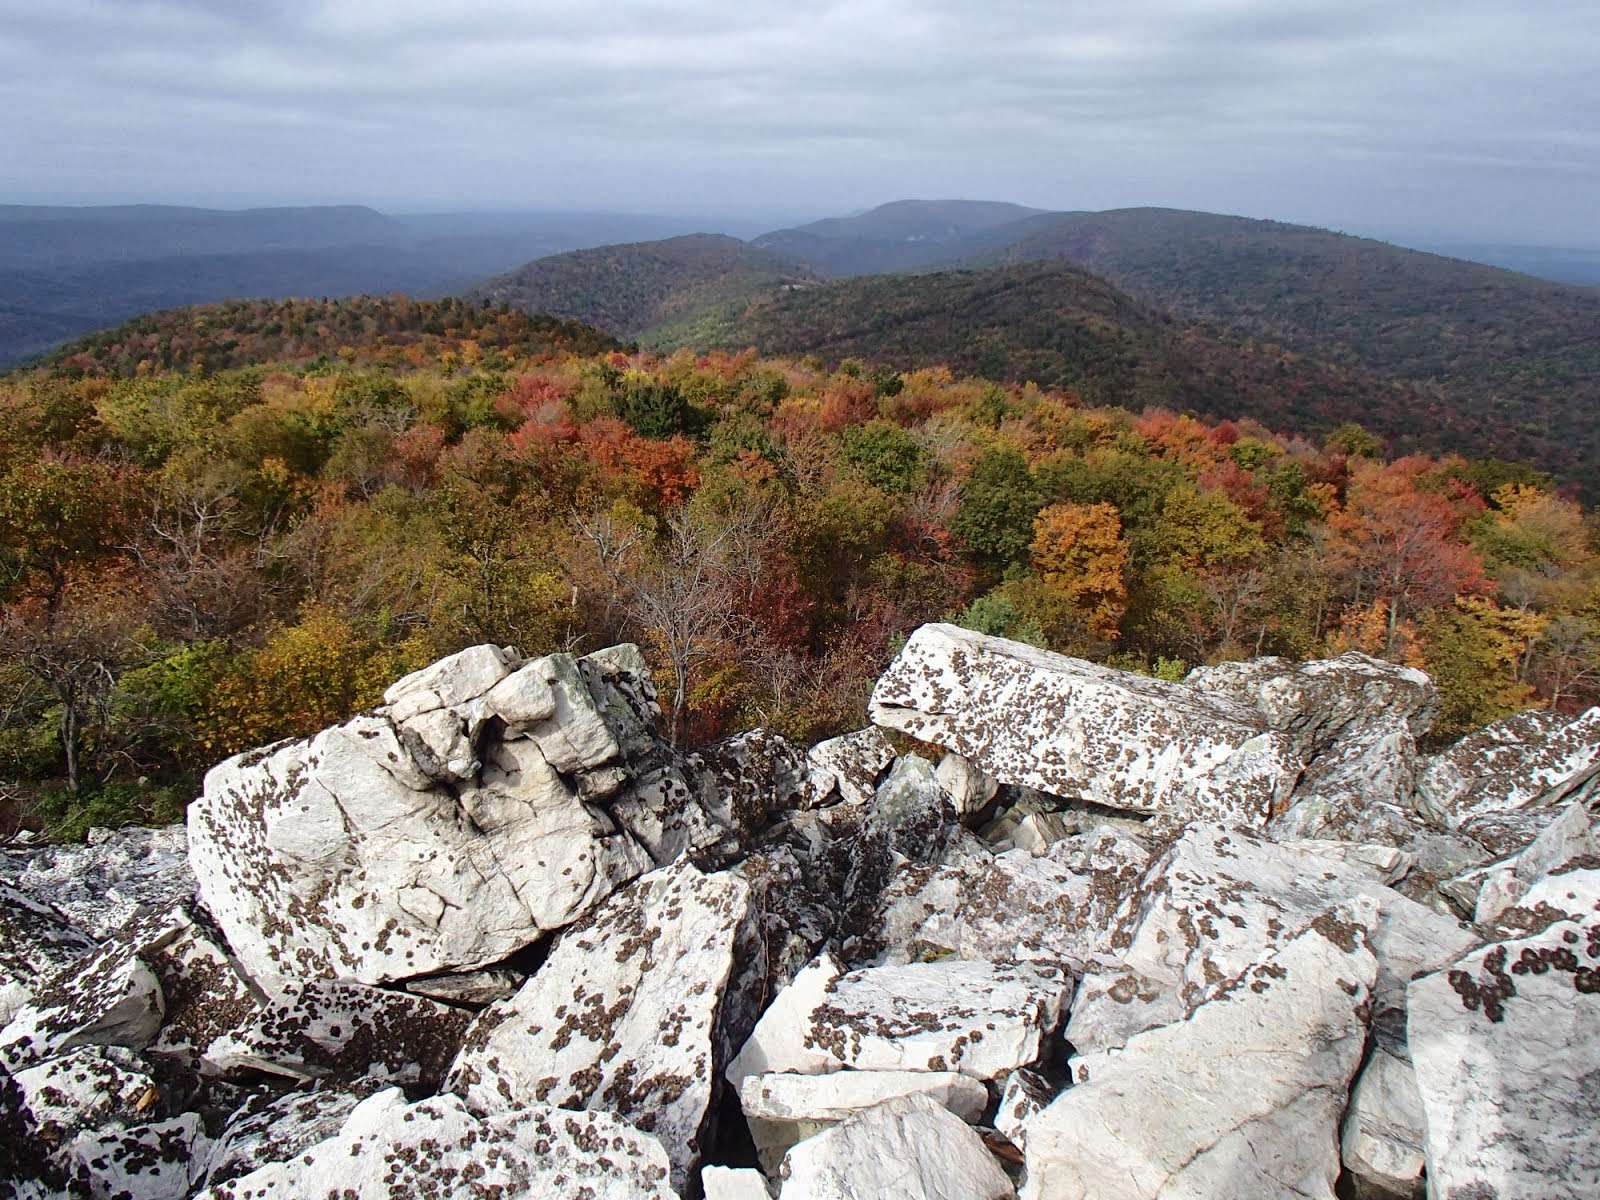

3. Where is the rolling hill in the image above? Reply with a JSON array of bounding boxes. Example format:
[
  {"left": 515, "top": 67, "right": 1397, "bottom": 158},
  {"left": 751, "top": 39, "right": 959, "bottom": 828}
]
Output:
[
  {"left": 465, "top": 234, "right": 817, "bottom": 337},
  {"left": 29, "top": 295, "right": 621, "bottom": 376},
  {"left": 646, "top": 260, "right": 1409, "bottom": 432},
  {"left": 983, "top": 208, "right": 1600, "bottom": 486},
  {"left": 751, "top": 199, "right": 1067, "bottom": 277}
]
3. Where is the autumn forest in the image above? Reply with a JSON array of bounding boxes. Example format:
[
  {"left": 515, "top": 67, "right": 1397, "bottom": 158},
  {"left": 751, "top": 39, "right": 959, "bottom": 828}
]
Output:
[{"left": 2, "top": 295, "right": 1595, "bottom": 838}]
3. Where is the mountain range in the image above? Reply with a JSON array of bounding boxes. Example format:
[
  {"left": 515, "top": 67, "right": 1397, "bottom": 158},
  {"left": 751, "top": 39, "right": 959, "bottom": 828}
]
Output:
[{"left": 12, "top": 197, "right": 1600, "bottom": 491}]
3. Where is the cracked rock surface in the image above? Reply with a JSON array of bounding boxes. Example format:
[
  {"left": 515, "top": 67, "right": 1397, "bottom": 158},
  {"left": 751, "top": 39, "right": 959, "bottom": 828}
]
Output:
[{"left": 3, "top": 628, "right": 1599, "bottom": 1197}]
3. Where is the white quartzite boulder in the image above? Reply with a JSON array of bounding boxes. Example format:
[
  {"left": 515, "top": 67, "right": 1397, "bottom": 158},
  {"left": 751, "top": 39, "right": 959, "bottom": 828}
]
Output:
[
  {"left": 778, "top": 1092, "right": 1015, "bottom": 1200},
  {"left": 1185, "top": 651, "right": 1437, "bottom": 757},
  {"left": 1416, "top": 707, "right": 1600, "bottom": 828},
  {"left": 205, "top": 978, "right": 469, "bottom": 1089},
  {"left": 859, "top": 826, "right": 1152, "bottom": 969},
  {"left": 1023, "top": 905, "right": 1379, "bottom": 1200},
  {"left": 1065, "top": 824, "right": 1475, "bottom": 1056},
  {"left": 1340, "top": 1047, "right": 1427, "bottom": 1198},
  {"left": 869, "top": 623, "right": 1300, "bottom": 824},
  {"left": 0, "top": 907, "right": 195, "bottom": 1071},
  {"left": 738, "top": 1068, "right": 987, "bottom": 1174},
  {"left": 194, "top": 1087, "right": 674, "bottom": 1200},
  {"left": 449, "top": 856, "right": 753, "bottom": 1193},
  {"left": 727, "top": 953, "right": 1070, "bottom": 1086},
  {"left": 1407, "top": 867, "right": 1600, "bottom": 1199},
  {"left": 189, "top": 646, "right": 661, "bottom": 987}
]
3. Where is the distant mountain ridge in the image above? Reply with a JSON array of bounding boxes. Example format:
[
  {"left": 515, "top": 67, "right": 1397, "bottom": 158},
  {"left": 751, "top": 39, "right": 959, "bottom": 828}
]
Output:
[
  {"left": 465, "top": 234, "right": 817, "bottom": 337},
  {"left": 752, "top": 199, "right": 1072, "bottom": 278},
  {"left": 0, "top": 203, "right": 743, "bottom": 368}
]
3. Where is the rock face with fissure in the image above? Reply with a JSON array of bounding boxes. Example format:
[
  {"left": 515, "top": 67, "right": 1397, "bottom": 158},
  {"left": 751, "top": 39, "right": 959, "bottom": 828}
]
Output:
[
  {"left": 1023, "top": 905, "right": 1379, "bottom": 1200},
  {"left": 8, "top": 627, "right": 1600, "bottom": 1197},
  {"left": 447, "top": 857, "right": 753, "bottom": 1194},
  {"left": 868, "top": 623, "right": 1301, "bottom": 824}
]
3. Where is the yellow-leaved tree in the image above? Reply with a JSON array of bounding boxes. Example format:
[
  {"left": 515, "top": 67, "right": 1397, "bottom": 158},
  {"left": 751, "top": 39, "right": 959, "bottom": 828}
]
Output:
[{"left": 1028, "top": 502, "right": 1129, "bottom": 643}]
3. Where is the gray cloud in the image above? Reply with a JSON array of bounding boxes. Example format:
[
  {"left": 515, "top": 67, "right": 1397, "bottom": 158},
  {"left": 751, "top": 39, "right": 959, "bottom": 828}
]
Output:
[{"left": 2, "top": 0, "right": 1596, "bottom": 242}]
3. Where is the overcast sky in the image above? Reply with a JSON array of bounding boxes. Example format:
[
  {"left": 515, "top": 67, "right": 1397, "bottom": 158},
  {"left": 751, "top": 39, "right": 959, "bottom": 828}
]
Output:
[{"left": 3, "top": 0, "right": 1596, "bottom": 244}]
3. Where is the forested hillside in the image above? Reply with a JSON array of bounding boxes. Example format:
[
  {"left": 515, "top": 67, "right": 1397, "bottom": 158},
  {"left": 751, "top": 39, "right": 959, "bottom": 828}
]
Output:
[
  {"left": 467, "top": 234, "right": 815, "bottom": 337},
  {"left": 995, "top": 208, "right": 1600, "bottom": 489},
  {"left": 3, "top": 300, "right": 1594, "bottom": 839},
  {"left": 647, "top": 261, "right": 1413, "bottom": 431}
]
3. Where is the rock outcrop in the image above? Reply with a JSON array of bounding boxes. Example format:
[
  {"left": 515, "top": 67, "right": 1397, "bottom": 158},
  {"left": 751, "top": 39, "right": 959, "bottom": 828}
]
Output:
[
  {"left": 3, "top": 627, "right": 1598, "bottom": 1197},
  {"left": 868, "top": 623, "right": 1301, "bottom": 824}
]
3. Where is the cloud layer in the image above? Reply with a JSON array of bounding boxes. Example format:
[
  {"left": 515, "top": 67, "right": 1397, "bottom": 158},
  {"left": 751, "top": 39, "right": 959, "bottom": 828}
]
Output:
[{"left": 3, "top": 0, "right": 1595, "bottom": 241}]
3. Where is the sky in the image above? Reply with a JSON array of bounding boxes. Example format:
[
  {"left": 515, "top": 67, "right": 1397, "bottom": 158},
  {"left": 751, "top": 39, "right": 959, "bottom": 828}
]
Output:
[{"left": 2, "top": 0, "right": 1597, "bottom": 245}]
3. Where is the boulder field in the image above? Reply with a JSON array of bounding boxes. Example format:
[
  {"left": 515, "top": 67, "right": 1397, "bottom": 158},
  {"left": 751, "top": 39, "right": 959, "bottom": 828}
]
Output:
[{"left": 1, "top": 621, "right": 1597, "bottom": 1198}]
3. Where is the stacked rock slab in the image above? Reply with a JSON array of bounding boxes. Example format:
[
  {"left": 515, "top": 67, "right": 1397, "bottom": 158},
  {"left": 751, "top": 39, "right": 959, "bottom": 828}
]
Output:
[
  {"left": 448, "top": 857, "right": 753, "bottom": 1194},
  {"left": 7, "top": 626, "right": 1600, "bottom": 1197},
  {"left": 868, "top": 623, "right": 1301, "bottom": 824},
  {"left": 187, "top": 645, "right": 671, "bottom": 987}
]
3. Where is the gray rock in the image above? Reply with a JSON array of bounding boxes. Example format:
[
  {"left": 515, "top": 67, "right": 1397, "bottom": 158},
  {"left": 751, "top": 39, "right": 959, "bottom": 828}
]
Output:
[
  {"left": 703, "top": 1165, "right": 774, "bottom": 1199},
  {"left": 0, "top": 882, "right": 92, "bottom": 1026},
  {"left": 1066, "top": 824, "right": 1475, "bottom": 1056},
  {"left": 1, "top": 825, "right": 193, "bottom": 943},
  {"left": 936, "top": 752, "right": 999, "bottom": 818},
  {"left": 66, "top": 1113, "right": 208, "bottom": 1200},
  {"left": 727, "top": 953, "right": 1071, "bottom": 1086},
  {"left": 403, "top": 968, "right": 521, "bottom": 1007},
  {"left": 869, "top": 624, "right": 1300, "bottom": 825},
  {"left": 189, "top": 646, "right": 662, "bottom": 988},
  {"left": 1185, "top": 651, "right": 1437, "bottom": 757},
  {"left": 200, "top": 1086, "right": 370, "bottom": 1191},
  {"left": 1341, "top": 1048, "right": 1426, "bottom": 1199},
  {"left": 860, "top": 827, "right": 1152, "bottom": 970},
  {"left": 1416, "top": 707, "right": 1600, "bottom": 826},
  {"left": 11, "top": 1046, "right": 159, "bottom": 1150},
  {"left": 0, "top": 907, "right": 192, "bottom": 1071},
  {"left": 738, "top": 1068, "right": 988, "bottom": 1174},
  {"left": 1407, "top": 867, "right": 1600, "bottom": 1199},
  {"left": 778, "top": 1092, "right": 1016, "bottom": 1200},
  {"left": 449, "top": 857, "right": 753, "bottom": 1193},
  {"left": 993, "top": 1067, "right": 1055, "bottom": 1154},
  {"left": 206, "top": 979, "right": 470, "bottom": 1090},
  {"left": 804, "top": 728, "right": 896, "bottom": 809},
  {"left": 194, "top": 1087, "right": 674, "bottom": 1199},
  {"left": 1024, "top": 903, "right": 1379, "bottom": 1200},
  {"left": 1473, "top": 800, "right": 1598, "bottom": 924},
  {"left": 1271, "top": 721, "right": 1420, "bottom": 841}
]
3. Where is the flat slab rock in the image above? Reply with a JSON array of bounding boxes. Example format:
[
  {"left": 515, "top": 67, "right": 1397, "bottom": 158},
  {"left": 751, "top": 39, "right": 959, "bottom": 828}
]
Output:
[
  {"left": 860, "top": 827, "right": 1152, "bottom": 970},
  {"left": 10, "top": 1045, "right": 159, "bottom": 1149},
  {"left": 0, "top": 907, "right": 193, "bottom": 1072},
  {"left": 1407, "top": 867, "right": 1600, "bottom": 1199},
  {"left": 739, "top": 1068, "right": 987, "bottom": 1174},
  {"left": 66, "top": 1113, "right": 209, "bottom": 1200},
  {"left": 778, "top": 1092, "right": 1016, "bottom": 1200},
  {"left": 206, "top": 978, "right": 469, "bottom": 1090},
  {"left": 194, "top": 1087, "right": 674, "bottom": 1199},
  {"left": 449, "top": 857, "right": 752, "bottom": 1193},
  {"left": 1066, "top": 823, "right": 1476, "bottom": 1055},
  {"left": 1022, "top": 904, "right": 1379, "bottom": 1200},
  {"left": 189, "top": 645, "right": 659, "bottom": 987},
  {"left": 868, "top": 623, "right": 1299, "bottom": 825},
  {"left": 727, "top": 953, "right": 1071, "bottom": 1086}
]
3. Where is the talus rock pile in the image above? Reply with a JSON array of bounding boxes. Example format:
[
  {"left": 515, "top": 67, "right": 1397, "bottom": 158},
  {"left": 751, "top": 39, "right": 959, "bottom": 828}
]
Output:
[{"left": 1, "top": 625, "right": 1597, "bottom": 1198}]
